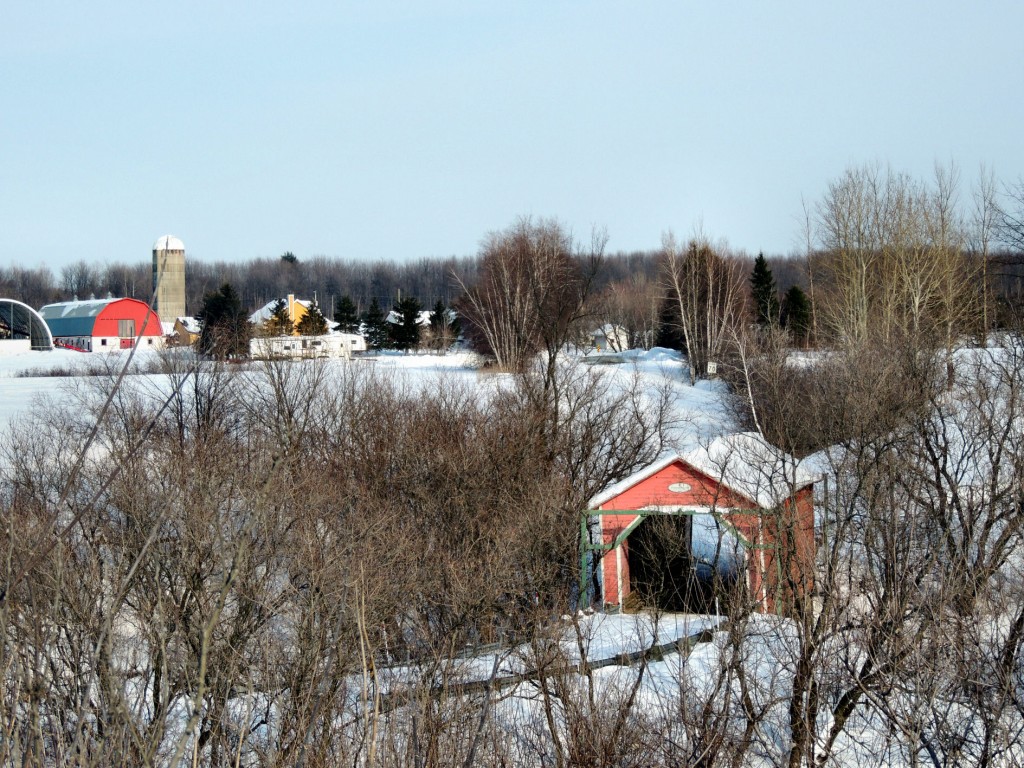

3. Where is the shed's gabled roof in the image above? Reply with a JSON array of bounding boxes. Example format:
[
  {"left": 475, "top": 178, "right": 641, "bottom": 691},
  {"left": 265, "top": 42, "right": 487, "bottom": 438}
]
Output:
[
  {"left": 684, "top": 433, "right": 818, "bottom": 508},
  {"left": 588, "top": 454, "right": 683, "bottom": 509},
  {"left": 588, "top": 432, "right": 818, "bottom": 510}
]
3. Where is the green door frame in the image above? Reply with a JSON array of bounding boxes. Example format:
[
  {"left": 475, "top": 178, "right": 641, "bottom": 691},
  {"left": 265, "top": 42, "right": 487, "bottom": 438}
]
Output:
[{"left": 579, "top": 507, "right": 766, "bottom": 606}]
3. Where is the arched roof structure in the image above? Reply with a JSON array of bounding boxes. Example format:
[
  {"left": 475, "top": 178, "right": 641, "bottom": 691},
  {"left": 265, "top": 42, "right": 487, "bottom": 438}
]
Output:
[
  {"left": 39, "top": 298, "right": 163, "bottom": 339},
  {"left": 0, "top": 299, "right": 53, "bottom": 351}
]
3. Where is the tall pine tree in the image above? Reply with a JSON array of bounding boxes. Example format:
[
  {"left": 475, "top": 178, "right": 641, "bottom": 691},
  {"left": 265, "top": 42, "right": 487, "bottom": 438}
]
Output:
[
  {"left": 362, "top": 297, "right": 389, "bottom": 350},
  {"left": 654, "top": 294, "right": 686, "bottom": 351},
  {"left": 334, "top": 295, "right": 360, "bottom": 333},
  {"left": 264, "top": 298, "right": 294, "bottom": 337},
  {"left": 390, "top": 296, "right": 422, "bottom": 351},
  {"left": 429, "top": 299, "right": 459, "bottom": 351},
  {"left": 750, "top": 253, "right": 780, "bottom": 327},
  {"left": 781, "top": 285, "right": 812, "bottom": 346},
  {"left": 197, "top": 283, "right": 251, "bottom": 359},
  {"left": 297, "top": 298, "right": 328, "bottom": 336}
]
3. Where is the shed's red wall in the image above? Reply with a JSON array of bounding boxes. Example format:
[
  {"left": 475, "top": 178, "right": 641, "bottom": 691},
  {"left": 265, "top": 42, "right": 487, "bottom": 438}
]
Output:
[
  {"left": 94, "top": 299, "right": 163, "bottom": 337},
  {"left": 596, "top": 458, "right": 815, "bottom": 614},
  {"left": 599, "top": 460, "right": 760, "bottom": 608},
  {"left": 599, "top": 461, "right": 756, "bottom": 512}
]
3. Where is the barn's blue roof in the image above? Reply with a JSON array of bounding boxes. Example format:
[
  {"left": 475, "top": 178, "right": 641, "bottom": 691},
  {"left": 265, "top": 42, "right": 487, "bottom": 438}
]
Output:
[{"left": 39, "top": 298, "right": 115, "bottom": 337}]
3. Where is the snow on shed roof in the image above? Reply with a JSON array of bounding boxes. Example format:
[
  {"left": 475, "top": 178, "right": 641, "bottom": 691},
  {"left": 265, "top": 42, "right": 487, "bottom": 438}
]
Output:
[
  {"left": 683, "top": 432, "right": 818, "bottom": 508},
  {"left": 40, "top": 300, "right": 109, "bottom": 338},
  {"left": 588, "top": 432, "right": 817, "bottom": 510}
]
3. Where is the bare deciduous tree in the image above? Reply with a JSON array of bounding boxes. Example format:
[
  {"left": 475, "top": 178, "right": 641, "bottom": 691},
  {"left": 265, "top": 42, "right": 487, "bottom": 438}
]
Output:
[
  {"left": 815, "top": 163, "right": 981, "bottom": 351},
  {"left": 457, "top": 217, "right": 603, "bottom": 376},
  {"left": 661, "top": 230, "right": 748, "bottom": 384}
]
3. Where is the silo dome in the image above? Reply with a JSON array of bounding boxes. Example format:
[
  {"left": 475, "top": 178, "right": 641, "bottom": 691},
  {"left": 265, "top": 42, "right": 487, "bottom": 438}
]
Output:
[{"left": 153, "top": 235, "right": 185, "bottom": 251}]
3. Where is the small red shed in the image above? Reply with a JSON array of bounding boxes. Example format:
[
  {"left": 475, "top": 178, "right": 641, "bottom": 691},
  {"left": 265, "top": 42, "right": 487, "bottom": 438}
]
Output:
[{"left": 586, "top": 433, "right": 817, "bottom": 614}]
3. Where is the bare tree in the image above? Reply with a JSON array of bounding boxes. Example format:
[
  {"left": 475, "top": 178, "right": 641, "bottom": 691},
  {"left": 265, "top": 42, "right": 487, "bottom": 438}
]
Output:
[
  {"left": 59, "top": 259, "right": 102, "bottom": 299},
  {"left": 972, "top": 164, "right": 999, "bottom": 340},
  {"left": 661, "top": 230, "right": 748, "bottom": 384},
  {"left": 998, "top": 177, "right": 1024, "bottom": 252},
  {"left": 595, "top": 275, "right": 662, "bottom": 351},
  {"left": 725, "top": 320, "right": 1024, "bottom": 767},
  {"left": 814, "top": 163, "right": 980, "bottom": 353},
  {"left": 457, "top": 217, "right": 603, "bottom": 377}
]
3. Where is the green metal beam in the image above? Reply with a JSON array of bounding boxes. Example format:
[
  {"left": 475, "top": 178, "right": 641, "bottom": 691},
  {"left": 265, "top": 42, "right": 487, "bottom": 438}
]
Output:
[{"left": 578, "top": 506, "right": 780, "bottom": 605}]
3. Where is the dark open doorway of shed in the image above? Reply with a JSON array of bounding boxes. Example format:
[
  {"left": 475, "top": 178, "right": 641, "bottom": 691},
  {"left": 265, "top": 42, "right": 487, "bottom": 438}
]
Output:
[{"left": 625, "top": 516, "right": 734, "bottom": 614}]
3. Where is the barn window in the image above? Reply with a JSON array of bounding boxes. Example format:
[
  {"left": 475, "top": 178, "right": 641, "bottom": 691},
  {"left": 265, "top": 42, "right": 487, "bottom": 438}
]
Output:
[
  {"left": 101, "top": 339, "right": 107, "bottom": 346},
  {"left": 118, "top": 319, "right": 136, "bottom": 338}
]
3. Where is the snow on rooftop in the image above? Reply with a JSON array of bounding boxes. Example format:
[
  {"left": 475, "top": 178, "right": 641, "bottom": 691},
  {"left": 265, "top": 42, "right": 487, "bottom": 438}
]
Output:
[
  {"left": 39, "top": 297, "right": 117, "bottom": 319},
  {"left": 683, "top": 432, "right": 818, "bottom": 509},
  {"left": 589, "top": 432, "right": 817, "bottom": 510},
  {"left": 385, "top": 309, "right": 434, "bottom": 325},
  {"left": 249, "top": 297, "right": 311, "bottom": 325},
  {"left": 176, "top": 316, "right": 201, "bottom": 333}
]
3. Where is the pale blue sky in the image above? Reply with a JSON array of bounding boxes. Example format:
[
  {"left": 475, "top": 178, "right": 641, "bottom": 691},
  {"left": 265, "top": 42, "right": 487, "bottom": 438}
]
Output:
[{"left": 2, "top": 2, "right": 1022, "bottom": 270}]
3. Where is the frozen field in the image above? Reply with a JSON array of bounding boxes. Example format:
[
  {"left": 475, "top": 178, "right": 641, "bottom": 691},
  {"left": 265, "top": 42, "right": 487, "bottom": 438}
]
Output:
[{"left": 0, "top": 346, "right": 737, "bottom": 453}]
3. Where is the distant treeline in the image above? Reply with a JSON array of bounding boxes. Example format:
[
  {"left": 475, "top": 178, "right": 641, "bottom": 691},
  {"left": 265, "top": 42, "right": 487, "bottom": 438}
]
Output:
[
  {"left": 3, "top": 245, "right": 1024, "bottom": 321},
  {"left": 2, "top": 248, "right": 683, "bottom": 316}
]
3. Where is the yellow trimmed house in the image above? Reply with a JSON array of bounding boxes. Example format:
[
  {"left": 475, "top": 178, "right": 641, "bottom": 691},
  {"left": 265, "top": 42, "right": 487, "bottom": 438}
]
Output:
[{"left": 249, "top": 294, "right": 311, "bottom": 336}]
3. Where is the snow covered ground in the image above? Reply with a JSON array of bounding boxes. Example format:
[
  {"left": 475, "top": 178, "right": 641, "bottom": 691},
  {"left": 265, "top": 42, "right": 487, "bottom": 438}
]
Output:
[
  {"left": 378, "top": 611, "right": 724, "bottom": 692},
  {"left": 0, "top": 346, "right": 738, "bottom": 452},
  {"left": 0, "top": 347, "right": 99, "bottom": 428}
]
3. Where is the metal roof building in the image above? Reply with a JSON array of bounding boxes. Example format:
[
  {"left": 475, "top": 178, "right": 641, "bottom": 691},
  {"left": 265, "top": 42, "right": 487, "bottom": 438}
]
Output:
[
  {"left": 0, "top": 299, "right": 53, "bottom": 352},
  {"left": 39, "top": 297, "right": 164, "bottom": 353}
]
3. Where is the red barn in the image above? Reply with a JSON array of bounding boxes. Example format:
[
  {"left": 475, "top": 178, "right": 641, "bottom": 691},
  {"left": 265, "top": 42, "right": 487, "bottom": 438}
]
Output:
[
  {"left": 586, "top": 433, "right": 817, "bottom": 615},
  {"left": 39, "top": 297, "right": 165, "bottom": 353}
]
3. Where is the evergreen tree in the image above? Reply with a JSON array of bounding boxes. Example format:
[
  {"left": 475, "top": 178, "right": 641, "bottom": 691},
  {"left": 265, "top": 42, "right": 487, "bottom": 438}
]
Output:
[
  {"left": 781, "top": 285, "right": 812, "bottom": 346},
  {"left": 264, "top": 298, "right": 294, "bottom": 337},
  {"left": 390, "top": 296, "right": 422, "bottom": 351},
  {"left": 429, "top": 299, "right": 447, "bottom": 332},
  {"left": 297, "top": 298, "right": 328, "bottom": 336},
  {"left": 334, "top": 295, "right": 360, "bottom": 334},
  {"left": 654, "top": 295, "right": 686, "bottom": 351},
  {"left": 362, "top": 297, "right": 389, "bottom": 350},
  {"left": 197, "top": 283, "right": 251, "bottom": 359},
  {"left": 428, "top": 299, "right": 459, "bottom": 350},
  {"left": 750, "top": 252, "right": 780, "bottom": 327}
]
